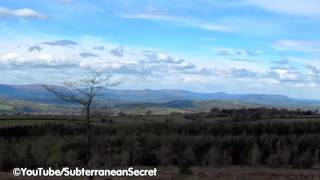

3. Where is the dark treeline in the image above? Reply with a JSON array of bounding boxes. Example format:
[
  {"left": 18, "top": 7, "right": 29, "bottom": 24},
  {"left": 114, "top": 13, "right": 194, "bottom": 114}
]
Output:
[
  {"left": 2, "top": 120, "right": 320, "bottom": 137},
  {"left": 0, "top": 119, "right": 320, "bottom": 173},
  {"left": 185, "top": 107, "right": 318, "bottom": 121}
]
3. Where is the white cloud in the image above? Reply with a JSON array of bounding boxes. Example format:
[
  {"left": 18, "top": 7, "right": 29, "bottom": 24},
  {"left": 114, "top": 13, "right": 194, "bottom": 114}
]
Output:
[
  {"left": 0, "top": 38, "right": 211, "bottom": 77},
  {"left": 0, "top": 6, "right": 48, "bottom": 19},
  {"left": 121, "top": 13, "right": 174, "bottom": 21},
  {"left": 57, "top": 0, "right": 73, "bottom": 4},
  {"left": 120, "top": 13, "right": 233, "bottom": 32},
  {"left": 79, "top": 52, "right": 99, "bottom": 58},
  {"left": 109, "top": 46, "right": 124, "bottom": 57},
  {"left": 0, "top": 52, "right": 77, "bottom": 68},
  {"left": 273, "top": 40, "right": 320, "bottom": 52},
  {"left": 2, "top": 36, "right": 320, "bottom": 95},
  {"left": 266, "top": 67, "right": 301, "bottom": 82},
  {"left": 228, "top": 68, "right": 258, "bottom": 78},
  {"left": 245, "top": 0, "right": 320, "bottom": 18},
  {"left": 306, "top": 65, "right": 320, "bottom": 75},
  {"left": 29, "top": 45, "right": 42, "bottom": 52},
  {"left": 214, "top": 47, "right": 259, "bottom": 56},
  {"left": 42, "top": 40, "right": 78, "bottom": 46},
  {"left": 183, "top": 76, "right": 208, "bottom": 84},
  {"left": 92, "top": 46, "right": 105, "bottom": 50}
]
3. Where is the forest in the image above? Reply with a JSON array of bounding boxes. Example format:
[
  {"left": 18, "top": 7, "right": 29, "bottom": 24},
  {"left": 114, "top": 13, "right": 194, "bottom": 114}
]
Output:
[{"left": 0, "top": 107, "right": 319, "bottom": 178}]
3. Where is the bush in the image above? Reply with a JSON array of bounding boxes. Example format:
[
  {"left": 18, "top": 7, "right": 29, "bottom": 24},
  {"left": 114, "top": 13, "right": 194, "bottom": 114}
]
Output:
[{"left": 178, "top": 147, "right": 195, "bottom": 175}]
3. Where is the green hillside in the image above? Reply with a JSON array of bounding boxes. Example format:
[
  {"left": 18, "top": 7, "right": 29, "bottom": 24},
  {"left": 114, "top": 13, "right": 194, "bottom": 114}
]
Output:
[{"left": 0, "top": 99, "right": 13, "bottom": 111}]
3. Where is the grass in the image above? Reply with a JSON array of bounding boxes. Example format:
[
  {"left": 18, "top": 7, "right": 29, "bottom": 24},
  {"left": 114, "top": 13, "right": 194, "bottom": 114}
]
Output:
[
  {"left": 0, "top": 104, "right": 13, "bottom": 111},
  {"left": 0, "top": 98, "right": 14, "bottom": 111},
  {"left": 0, "top": 119, "right": 64, "bottom": 127}
]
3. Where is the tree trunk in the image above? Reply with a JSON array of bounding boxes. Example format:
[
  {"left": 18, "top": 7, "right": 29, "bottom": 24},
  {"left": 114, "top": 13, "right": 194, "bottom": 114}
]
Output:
[{"left": 86, "top": 105, "right": 93, "bottom": 180}]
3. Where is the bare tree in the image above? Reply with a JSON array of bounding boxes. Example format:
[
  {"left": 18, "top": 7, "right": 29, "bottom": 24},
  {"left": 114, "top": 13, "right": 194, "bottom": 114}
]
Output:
[{"left": 43, "top": 71, "right": 118, "bottom": 177}]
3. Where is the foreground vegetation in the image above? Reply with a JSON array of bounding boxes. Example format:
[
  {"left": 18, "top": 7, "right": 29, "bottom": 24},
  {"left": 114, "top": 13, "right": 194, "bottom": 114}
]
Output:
[
  {"left": 1, "top": 166, "right": 320, "bottom": 180},
  {"left": 0, "top": 108, "right": 320, "bottom": 179}
]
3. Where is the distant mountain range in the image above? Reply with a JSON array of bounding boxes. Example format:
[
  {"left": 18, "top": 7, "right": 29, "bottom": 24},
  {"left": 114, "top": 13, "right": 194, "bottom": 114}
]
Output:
[{"left": 0, "top": 84, "right": 320, "bottom": 111}]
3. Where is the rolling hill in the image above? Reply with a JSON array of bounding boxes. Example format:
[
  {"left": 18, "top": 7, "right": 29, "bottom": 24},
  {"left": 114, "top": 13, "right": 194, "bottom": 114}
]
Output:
[{"left": 0, "top": 84, "right": 319, "bottom": 112}]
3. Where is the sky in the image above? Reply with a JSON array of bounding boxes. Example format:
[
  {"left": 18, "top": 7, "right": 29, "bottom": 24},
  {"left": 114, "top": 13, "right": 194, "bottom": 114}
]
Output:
[{"left": 0, "top": 0, "right": 320, "bottom": 99}]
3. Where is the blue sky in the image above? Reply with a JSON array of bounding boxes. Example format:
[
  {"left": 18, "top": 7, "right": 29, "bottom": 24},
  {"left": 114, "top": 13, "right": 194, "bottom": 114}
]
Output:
[{"left": 0, "top": 0, "right": 320, "bottom": 98}]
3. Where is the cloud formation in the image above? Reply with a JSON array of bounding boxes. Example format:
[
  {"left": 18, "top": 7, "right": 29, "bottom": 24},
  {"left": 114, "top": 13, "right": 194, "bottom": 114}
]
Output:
[
  {"left": 229, "top": 68, "right": 258, "bottom": 78},
  {"left": 1, "top": 39, "right": 314, "bottom": 87},
  {"left": 79, "top": 52, "right": 99, "bottom": 58},
  {"left": 266, "top": 67, "right": 301, "bottom": 82},
  {"left": 57, "top": 0, "right": 73, "bottom": 5},
  {"left": 120, "top": 13, "right": 233, "bottom": 32},
  {"left": 1, "top": 37, "right": 320, "bottom": 97},
  {"left": 42, "top": 40, "right": 78, "bottom": 46},
  {"left": 109, "top": 46, "right": 124, "bottom": 57},
  {"left": 273, "top": 40, "right": 320, "bottom": 52},
  {"left": 216, "top": 48, "right": 259, "bottom": 56},
  {"left": 0, "top": 53, "right": 77, "bottom": 68},
  {"left": 28, "top": 45, "right": 42, "bottom": 52},
  {"left": 0, "top": 6, "right": 47, "bottom": 19},
  {"left": 273, "top": 58, "right": 290, "bottom": 65},
  {"left": 246, "top": 0, "right": 320, "bottom": 18},
  {"left": 92, "top": 46, "right": 105, "bottom": 50}
]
